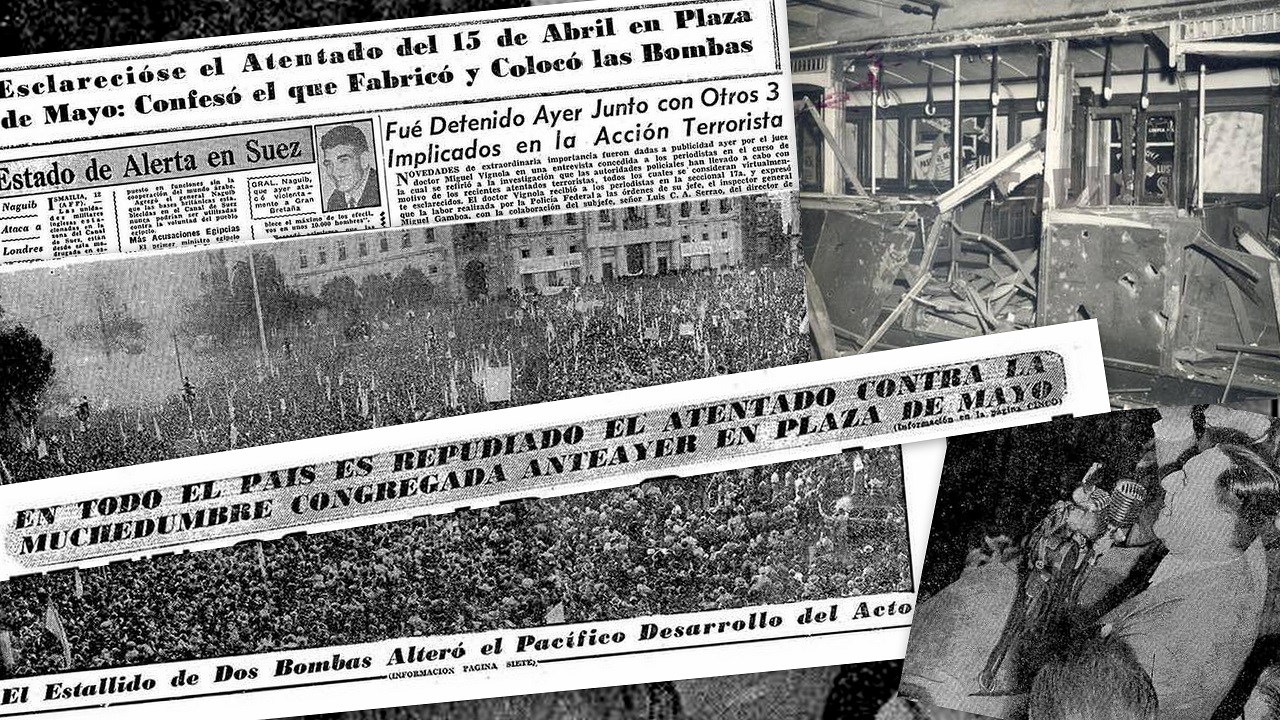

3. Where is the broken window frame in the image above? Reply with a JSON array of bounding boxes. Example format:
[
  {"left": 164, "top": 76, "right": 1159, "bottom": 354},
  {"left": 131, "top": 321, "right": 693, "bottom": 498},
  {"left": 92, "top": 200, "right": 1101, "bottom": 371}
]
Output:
[
  {"left": 1191, "top": 90, "right": 1275, "bottom": 206},
  {"left": 842, "top": 109, "right": 868, "bottom": 196},
  {"left": 1078, "top": 94, "right": 1186, "bottom": 208},
  {"left": 794, "top": 85, "right": 827, "bottom": 193}
]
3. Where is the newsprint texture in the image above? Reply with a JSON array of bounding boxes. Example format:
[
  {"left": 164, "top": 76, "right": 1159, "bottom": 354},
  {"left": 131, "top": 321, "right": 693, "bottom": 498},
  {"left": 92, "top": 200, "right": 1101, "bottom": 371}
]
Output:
[
  {"left": 0, "top": 324, "right": 1107, "bottom": 719},
  {"left": 0, "top": 319, "right": 1107, "bottom": 575},
  {"left": 270, "top": 659, "right": 916, "bottom": 720},
  {"left": 0, "top": 0, "right": 795, "bottom": 263},
  {"left": 789, "top": 0, "right": 1280, "bottom": 406},
  {"left": 900, "top": 403, "right": 1280, "bottom": 720}
]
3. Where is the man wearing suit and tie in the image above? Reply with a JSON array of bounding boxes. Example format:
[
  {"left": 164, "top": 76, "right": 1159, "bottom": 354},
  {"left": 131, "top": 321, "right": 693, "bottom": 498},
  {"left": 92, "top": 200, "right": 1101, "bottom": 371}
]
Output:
[{"left": 320, "top": 124, "right": 380, "bottom": 212}]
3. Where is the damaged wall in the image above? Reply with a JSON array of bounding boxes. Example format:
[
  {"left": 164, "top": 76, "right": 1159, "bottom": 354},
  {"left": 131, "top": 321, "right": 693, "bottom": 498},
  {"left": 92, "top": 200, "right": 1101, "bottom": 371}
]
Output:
[
  {"left": 803, "top": 206, "right": 917, "bottom": 340},
  {"left": 1039, "top": 208, "right": 1189, "bottom": 371}
]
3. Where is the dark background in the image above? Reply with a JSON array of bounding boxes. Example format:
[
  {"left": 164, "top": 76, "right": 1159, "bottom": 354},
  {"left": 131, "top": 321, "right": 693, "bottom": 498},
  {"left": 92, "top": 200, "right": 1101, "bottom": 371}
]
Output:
[
  {"left": 918, "top": 410, "right": 1159, "bottom": 599},
  {"left": 0, "top": 0, "right": 530, "bottom": 57},
  {"left": 916, "top": 407, "right": 1280, "bottom": 720}
]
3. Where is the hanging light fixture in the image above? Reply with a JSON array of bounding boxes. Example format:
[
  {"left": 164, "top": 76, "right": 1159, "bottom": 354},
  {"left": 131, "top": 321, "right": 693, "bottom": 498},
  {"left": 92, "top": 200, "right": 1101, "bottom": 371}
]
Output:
[
  {"left": 1101, "top": 40, "right": 1114, "bottom": 104},
  {"left": 989, "top": 47, "right": 1001, "bottom": 108},
  {"left": 1139, "top": 43, "right": 1151, "bottom": 110},
  {"left": 1035, "top": 47, "right": 1047, "bottom": 113},
  {"left": 924, "top": 55, "right": 937, "bottom": 116}
]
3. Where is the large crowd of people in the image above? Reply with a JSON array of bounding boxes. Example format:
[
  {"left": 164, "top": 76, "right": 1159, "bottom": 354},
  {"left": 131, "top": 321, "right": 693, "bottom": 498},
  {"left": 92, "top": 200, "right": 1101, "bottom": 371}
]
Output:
[
  {"left": 0, "top": 451, "right": 909, "bottom": 678},
  {"left": 10, "top": 267, "right": 807, "bottom": 483}
]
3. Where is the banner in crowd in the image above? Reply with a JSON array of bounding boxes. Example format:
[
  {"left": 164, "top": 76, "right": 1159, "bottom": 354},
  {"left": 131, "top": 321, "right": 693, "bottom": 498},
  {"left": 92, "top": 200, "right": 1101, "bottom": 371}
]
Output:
[
  {"left": 0, "top": 320, "right": 1107, "bottom": 578},
  {"left": 0, "top": 0, "right": 795, "bottom": 263},
  {"left": 0, "top": 390, "right": 931, "bottom": 719}
]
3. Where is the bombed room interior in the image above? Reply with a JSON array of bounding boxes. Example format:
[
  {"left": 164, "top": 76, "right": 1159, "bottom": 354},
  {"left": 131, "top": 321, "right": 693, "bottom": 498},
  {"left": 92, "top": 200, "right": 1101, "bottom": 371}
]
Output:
[{"left": 791, "top": 0, "right": 1280, "bottom": 405}]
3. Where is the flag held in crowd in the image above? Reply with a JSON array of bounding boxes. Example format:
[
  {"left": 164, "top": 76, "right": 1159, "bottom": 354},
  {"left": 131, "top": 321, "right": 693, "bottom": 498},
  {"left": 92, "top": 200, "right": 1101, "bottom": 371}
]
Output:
[
  {"left": 255, "top": 542, "right": 268, "bottom": 580},
  {"left": 0, "top": 629, "right": 13, "bottom": 674},
  {"left": 43, "top": 599, "right": 72, "bottom": 668},
  {"left": 545, "top": 602, "right": 566, "bottom": 624},
  {"left": 484, "top": 363, "right": 513, "bottom": 403}
]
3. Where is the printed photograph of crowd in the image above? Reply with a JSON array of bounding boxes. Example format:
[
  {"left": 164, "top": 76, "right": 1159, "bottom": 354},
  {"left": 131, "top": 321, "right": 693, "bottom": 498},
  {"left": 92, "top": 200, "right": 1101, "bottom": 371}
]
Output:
[
  {"left": 901, "top": 404, "right": 1280, "bottom": 720},
  {"left": 0, "top": 195, "right": 803, "bottom": 484},
  {"left": 275, "top": 660, "right": 978, "bottom": 720},
  {"left": 0, "top": 448, "right": 909, "bottom": 679}
]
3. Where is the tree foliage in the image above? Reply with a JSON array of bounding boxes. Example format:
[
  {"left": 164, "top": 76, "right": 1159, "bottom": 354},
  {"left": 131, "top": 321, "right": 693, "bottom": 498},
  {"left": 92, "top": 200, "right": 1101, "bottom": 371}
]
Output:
[
  {"left": 359, "top": 273, "right": 393, "bottom": 314},
  {"left": 0, "top": 325, "right": 55, "bottom": 432},
  {"left": 462, "top": 259, "right": 488, "bottom": 302},
  {"left": 67, "top": 286, "right": 148, "bottom": 356},
  {"left": 391, "top": 266, "right": 434, "bottom": 308},
  {"left": 183, "top": 252, "right": 318, "bottom": 343},
  {"left": 453, "top": 224, "right": 490, "bottom": 255},
  {"left": 319, "top": 276, "right": 360, "bottom": 316}
]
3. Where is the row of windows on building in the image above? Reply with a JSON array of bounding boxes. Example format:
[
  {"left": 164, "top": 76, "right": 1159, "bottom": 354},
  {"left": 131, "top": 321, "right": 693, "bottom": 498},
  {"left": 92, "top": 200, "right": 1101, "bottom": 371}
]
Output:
[
  {"left": 524, "top": 268, "right": 585, "bottom": 289},
  {"left": 797, "top": 89, "right": 1270, "bottom": 205},
  {"left": 298, "top": 230, "right": 436, "bottom": 269},
  {"left": 520, "top": 252, "right": 727, "bottom": 289},
  {"left": 294, "top": 199, "right": 740, "bottom": 270},
  {"left": 519, "top": 243, "right": 580, "bottom": 259},
  {"left": 515, "top": 230, "right": 732, "bottom": 259},
  {"left": 513, "top": 199, "right": 735, "bottom": 229}
]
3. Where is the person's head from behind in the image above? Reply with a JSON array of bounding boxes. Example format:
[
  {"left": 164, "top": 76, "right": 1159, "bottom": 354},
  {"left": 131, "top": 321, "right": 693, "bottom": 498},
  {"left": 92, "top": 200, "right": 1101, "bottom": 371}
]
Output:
[
  {"left": 1029, "top": 633, "right": 1156, "bottom": 720},
  {"left": 1155, "top": 443, "right": 1280, "bottom": 555},
  {"left": 1244, "top": 664, "right": 1280, "bottom": 720},
  {"left": 320, "top": 125, "right": 371, "bottom": 195}
]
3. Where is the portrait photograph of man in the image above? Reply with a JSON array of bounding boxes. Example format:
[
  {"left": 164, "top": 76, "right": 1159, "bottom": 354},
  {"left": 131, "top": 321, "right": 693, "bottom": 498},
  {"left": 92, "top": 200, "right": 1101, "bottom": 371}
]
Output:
[{"left": 316, "top": 121, "right": 380, "bottom": 212}]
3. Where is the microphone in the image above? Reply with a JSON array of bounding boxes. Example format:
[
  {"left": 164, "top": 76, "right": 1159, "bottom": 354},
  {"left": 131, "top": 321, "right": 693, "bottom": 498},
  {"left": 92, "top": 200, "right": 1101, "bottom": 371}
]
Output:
[{"left": 1107, "top": 479, "right": 1146, "bottom": 529}]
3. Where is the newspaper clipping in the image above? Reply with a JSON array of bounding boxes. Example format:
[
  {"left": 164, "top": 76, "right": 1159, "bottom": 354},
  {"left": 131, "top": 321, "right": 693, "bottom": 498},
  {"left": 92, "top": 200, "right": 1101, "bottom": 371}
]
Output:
[
  {"left": 0, "top": 323, "right": 1108, "bottom": 718},
  {"left": 0, "top": 0, "right": 1120, "bottom": 716},
  {"left": 900, "top": 404, "right": 1280, "bottom": 720},
  {"left": 0, "top": 320, "right": 1107, "bottom": 576},
  {"left": 0, "top": 0, "right": 795, "bottom": 263},
  {"left": 789, "top": 0, "right": 1280, "bottom": 405},
  {"left": 267, "top": 660, "right": 913, "bottom": 720},
  {"left": 0, "top": 444, "right": 918, "bottom": 719}
]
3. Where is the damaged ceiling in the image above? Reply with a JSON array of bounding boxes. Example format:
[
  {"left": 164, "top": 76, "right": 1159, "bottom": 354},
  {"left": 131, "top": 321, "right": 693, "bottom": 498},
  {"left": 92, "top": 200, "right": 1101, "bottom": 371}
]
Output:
[{"left": 789, "top": 0, "right": 1279, "bottom": 56}]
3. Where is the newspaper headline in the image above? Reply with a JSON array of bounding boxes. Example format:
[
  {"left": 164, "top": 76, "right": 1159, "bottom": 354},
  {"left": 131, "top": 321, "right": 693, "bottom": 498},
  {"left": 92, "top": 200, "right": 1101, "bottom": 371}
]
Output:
[
  {"left": 0, "top": 589, "right": 914, "bottom": 718},
  {"left": 0, "top": 0, "right": 795, "bottom": 263},
  {"left": 0, "top": 321, "right": 1108, "bottom": 578}
]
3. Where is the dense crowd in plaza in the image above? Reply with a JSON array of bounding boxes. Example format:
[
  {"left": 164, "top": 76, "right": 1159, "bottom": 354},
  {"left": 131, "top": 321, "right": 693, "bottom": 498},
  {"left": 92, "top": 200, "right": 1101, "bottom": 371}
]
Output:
[{"left": 0, "top": 451, "right": 909, "bottom": 678}]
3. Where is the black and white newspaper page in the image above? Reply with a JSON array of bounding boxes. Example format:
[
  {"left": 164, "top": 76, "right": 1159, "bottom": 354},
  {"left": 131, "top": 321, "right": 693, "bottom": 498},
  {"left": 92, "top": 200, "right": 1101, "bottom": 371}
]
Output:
[
  {"left": 899, "top": 404, "right": 1280, "bottom": 720},
  {"left": 788, "top": 0, "right": 1280, "bottom": 407},
  {"left": 265, "top": 660, "right": 921, "bottom": 720},
  {"left": 0, "top": 1, "right": 1127, "bottom": 718},
  {"left": 0, "top": 320, "right": 1108, "bottom": 719},
  {"left": 0, "top": 0, "right": 794, "bottom": 262}
]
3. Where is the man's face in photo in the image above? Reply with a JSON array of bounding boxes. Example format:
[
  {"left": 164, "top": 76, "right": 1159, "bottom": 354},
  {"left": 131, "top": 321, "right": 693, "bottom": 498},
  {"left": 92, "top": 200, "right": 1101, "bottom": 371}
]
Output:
[{"left": 323, "top": 141, "right": 369, "bottom": 194}]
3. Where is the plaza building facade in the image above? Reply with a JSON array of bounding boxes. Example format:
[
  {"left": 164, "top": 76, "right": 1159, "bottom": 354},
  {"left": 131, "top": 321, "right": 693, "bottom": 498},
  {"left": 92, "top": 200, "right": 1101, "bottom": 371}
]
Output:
[
  {"left": 279, "top": 225, "right": 490, "bottom": 299},
  {"left": 505, "top": 198, "right": 745, "bottom": 293}
]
